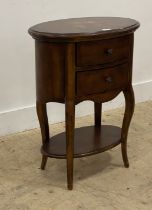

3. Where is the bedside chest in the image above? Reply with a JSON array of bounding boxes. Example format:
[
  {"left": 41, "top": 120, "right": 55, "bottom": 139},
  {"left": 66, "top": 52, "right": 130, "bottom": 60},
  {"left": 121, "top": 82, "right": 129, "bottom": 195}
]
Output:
[{"left": 28, "top": 17, "right": 140, "bottom": 190}]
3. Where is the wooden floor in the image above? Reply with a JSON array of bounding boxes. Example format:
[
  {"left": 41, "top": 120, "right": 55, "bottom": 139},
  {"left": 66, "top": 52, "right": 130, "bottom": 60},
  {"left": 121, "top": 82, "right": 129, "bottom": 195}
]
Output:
[{"left": 0, "top": 101, "right": 152, "bottom": 210}]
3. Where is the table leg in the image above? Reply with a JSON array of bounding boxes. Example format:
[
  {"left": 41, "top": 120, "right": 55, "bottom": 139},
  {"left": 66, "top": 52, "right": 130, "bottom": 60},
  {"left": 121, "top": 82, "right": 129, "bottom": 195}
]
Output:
[
  {"left": 121, "top": 85, "right": 135, "bottom": 168},
  {"left": 65, "top": 43, "right": 75, "bottom": 190},
  {"left": 41, "top": 155, "right": 48, "bottom": 170},
  {"left": 36, "top": 102, "right": 49, "bottom": 170},
  {"left": 66, "top": 101, "right": 75, "bottom": 190},
  {"left": 94, "top": 102, "right": 102, "bottom": 126}
]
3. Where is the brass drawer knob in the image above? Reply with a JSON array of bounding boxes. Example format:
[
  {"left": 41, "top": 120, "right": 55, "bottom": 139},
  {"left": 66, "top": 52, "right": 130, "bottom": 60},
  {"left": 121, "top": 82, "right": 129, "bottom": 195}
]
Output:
[
  {"left": 105, "top": 48, "right": 113, "bottom": 55},
  {"left": 105, "top": 76, "right": 113, "bottom": 83}
]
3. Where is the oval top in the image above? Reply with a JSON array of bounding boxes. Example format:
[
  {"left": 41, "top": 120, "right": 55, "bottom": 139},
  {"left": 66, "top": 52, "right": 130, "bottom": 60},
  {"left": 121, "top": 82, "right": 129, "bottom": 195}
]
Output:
[{"left": 28, "top": 17, "right": 140, "bottom": 42}]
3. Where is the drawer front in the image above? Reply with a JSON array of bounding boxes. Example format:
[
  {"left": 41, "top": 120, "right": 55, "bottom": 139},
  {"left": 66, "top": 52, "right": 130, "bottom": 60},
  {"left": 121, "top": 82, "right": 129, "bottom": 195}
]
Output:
[
  {"left": 76, "top": 63, "right": 129, "bottom": 96},
  {"left": 76, "top": 36, "right": 130, "bottom": 67}
]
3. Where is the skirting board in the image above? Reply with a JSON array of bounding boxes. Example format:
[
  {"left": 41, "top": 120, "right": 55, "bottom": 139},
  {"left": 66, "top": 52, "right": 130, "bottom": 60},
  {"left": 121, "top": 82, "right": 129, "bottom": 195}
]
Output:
[{"left": 0, "top": 80, "right": 152, "bottom": 137}]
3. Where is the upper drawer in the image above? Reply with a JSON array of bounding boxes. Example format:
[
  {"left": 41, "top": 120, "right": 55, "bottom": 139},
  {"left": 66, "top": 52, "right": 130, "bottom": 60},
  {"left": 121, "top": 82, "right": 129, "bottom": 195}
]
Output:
[{"left": 76, "top": 36, "right": 130, "bottom": 67}]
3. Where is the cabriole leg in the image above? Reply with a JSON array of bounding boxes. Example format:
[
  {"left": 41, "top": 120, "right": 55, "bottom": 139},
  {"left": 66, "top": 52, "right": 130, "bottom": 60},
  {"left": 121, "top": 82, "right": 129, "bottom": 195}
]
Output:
[
  {"left": 36, "top": 102, "right": 49, "bottom": 170},
  {"left": 121, "top": 85, "right": 135, "bottom": 168},
  {"left": 41, "top": 155, "right": 48, "bottom": 170}
]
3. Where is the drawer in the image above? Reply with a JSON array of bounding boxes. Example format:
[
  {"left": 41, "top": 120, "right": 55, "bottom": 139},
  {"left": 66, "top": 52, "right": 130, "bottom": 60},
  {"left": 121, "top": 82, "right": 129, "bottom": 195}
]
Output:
[
  {"left": 76, "top": 63, "right": 129, "bottom": 96},
  {"left": 76, "top": 36, "right": 130, "bottom": 67}
]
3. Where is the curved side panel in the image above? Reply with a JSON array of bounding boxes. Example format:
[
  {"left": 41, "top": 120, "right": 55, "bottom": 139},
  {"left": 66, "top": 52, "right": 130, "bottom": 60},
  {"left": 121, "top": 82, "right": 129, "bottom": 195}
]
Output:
[{"left": 35, "top": 41, "right": 66, "bottom": 103}]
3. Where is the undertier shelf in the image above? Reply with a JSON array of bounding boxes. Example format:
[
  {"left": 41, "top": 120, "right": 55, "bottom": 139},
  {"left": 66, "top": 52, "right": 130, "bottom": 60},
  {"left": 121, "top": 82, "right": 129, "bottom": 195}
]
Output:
[{"left": 41, "top": 125, "right": 121, "bottom": 159}]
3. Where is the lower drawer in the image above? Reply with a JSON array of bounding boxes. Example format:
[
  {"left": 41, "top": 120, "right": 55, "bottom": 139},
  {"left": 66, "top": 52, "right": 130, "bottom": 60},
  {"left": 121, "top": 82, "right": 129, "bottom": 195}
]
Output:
[{"left": 76, "top": 63, "right": 129, "bottom": 96}]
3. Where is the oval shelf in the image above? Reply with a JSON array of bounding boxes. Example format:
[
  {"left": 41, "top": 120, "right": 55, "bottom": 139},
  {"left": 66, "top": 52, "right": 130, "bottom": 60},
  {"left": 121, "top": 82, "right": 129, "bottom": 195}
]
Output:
[{"left": 41, "top": 125, "right": 121, "bottom": 159}]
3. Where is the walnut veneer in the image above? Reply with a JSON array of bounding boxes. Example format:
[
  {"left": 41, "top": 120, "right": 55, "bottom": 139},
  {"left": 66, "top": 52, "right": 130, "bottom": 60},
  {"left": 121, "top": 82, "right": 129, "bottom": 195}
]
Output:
[{"left": 28, "top": 17, "right": 140, "bottom": 190}]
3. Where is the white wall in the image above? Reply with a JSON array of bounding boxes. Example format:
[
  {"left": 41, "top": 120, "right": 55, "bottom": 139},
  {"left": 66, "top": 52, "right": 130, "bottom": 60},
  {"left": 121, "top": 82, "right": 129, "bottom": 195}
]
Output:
[{"left": 0, "top": 0, "right": 152, "bottom": 136}]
